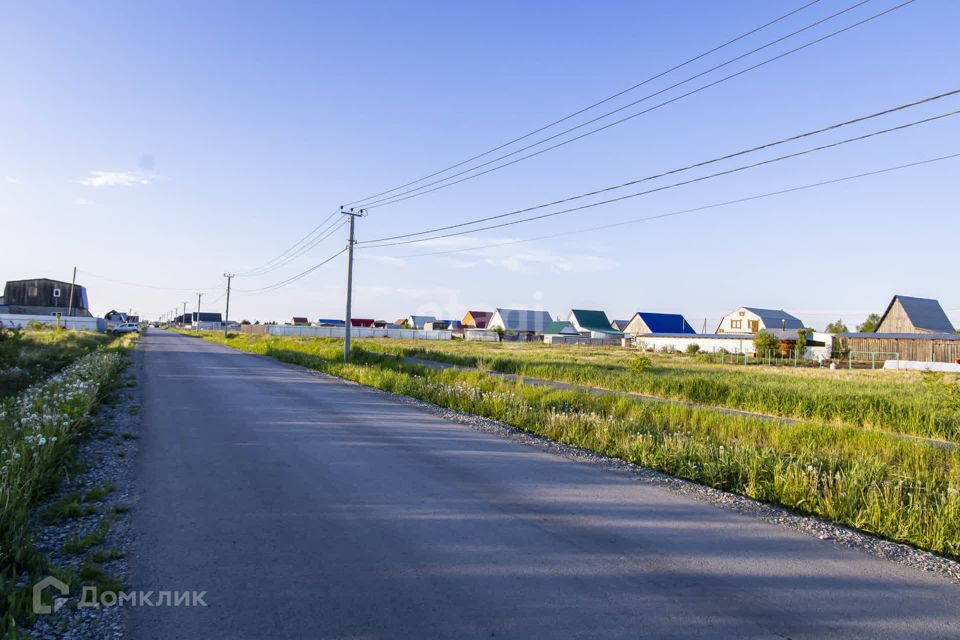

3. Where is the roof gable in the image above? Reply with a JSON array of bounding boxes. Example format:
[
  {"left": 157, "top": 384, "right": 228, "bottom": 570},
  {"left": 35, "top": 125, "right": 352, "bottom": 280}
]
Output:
[
  {"left": 544, "top": 320, "right": 579, "bottom": 335},
  {"left": 879, "top": 295, "right": 955, "bottom": 333},
  {"left": 493, "top": 308, "right": 552, "bottom": 332},
  {"left": 741, "top": 307, "right": 804, "bottom": 330},
  {"left": 634, "top": 312, "right": 696, "bottom": 334},
  {"left": 569, "top": 309, "right": 620, "bottom": 334}
]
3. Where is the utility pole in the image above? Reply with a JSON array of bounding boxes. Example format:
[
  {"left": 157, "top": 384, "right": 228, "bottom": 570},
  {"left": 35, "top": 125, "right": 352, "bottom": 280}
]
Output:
[
  {"left": 196, "top": 292, "right": 204, "bottom": 332},
  {"left": 182, "top": 301, "right": 188, "bottom": 328},
  {"left": 341, "top": 206, "right": 366, "bottom": 362},
  {"left": 67, "top": 266, "right": 77, "bottom": 317},
  {"left": 223, "top": 274, "right": 234, "bottom": 336}
]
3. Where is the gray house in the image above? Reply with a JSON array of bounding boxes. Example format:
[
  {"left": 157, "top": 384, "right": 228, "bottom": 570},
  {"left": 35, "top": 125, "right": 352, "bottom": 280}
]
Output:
[
  {"left": 487, "top": 308, "right": 553, "bottom": 335},
  {"left": 0, "top": 278, "right": 92, "bottom": 317}
]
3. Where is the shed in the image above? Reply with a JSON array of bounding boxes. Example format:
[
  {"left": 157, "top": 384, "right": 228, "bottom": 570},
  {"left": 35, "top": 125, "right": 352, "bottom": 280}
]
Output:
[
  {"left": 624, "top": 312, "right": 696, "bottom": 336},
  {"left": 292, "top": 317, "right": 309, "bottom": 326},
  {"left": 717, "top": 307, "right": 804, "bottom": 334},
  {"left": 487, "top": 308, "right": 552, "bottom": 335},
  {"left": 875, "top": 295, "right": 955, "bottom": 334}
]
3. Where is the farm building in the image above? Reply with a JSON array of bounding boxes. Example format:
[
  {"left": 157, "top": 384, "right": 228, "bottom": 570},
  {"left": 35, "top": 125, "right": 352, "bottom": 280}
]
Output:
[
  {"left": 835, "top": 333, "right": 960, "bottom": 363},
  {"left": 424, "top": 321, "right": 450, "bottom": 330},
  {"left": 875, "top": 295, "right": 955, "bottom": 334},
  {"left": 567, "top": 309, "right": 622, "bottom": 339},
  {"left": 487, "top": 308, "right": 553, "bottom": 335},
  {"left": 350, "top": 318, "right": 375, "bottom": 328},
  {"left": 292, "top": 317, "right": 310, "bottom": 326},
  {"left": 716, "top": 307, "right": 804, "bottom": 334},
  {"left": 0, "top": 278, "right": 92, "bottom": 317},
  {"left": 624, "top": 312, "right": 696, "bottom": 336},
  {"left": 317, "top": 318, "right": 345, "bottom": 327},
  {"left": 610, "top": 319, "right": 631, "bottom": 332},
  {"left": 406, "top": 315, "right": 437, "bottom": 330},
  {"left": 462, "top": 310, "right": 493, "bottom": 329}
]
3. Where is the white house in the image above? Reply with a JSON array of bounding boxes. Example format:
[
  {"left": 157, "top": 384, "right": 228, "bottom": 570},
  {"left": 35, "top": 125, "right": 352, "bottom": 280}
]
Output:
[
  {"left": 487, "top": 308, "right": 553, "bottom": 335},
  {"left": 716, "top": 307, "right": 804, "bottom": 334}
]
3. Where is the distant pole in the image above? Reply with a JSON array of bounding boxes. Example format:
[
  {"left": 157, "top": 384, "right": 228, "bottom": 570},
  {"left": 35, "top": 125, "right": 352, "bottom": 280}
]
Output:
[
  {"left": 223, "top": 273, "right": 234, "bottom": 336},
  {"left": 182, "top": 301, "right": 188, "bottom": 328},
  {"left": 341, "top": 206, "right": 367, "bottom": 362},
  {"left": 196, "top": 292, "right": 204, "bottom": 332},
  {"left": 67, "top": 266, "right": 77, "bottom": 317}
]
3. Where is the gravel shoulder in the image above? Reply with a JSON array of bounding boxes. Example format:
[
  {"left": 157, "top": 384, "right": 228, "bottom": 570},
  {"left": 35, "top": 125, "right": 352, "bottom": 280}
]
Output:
[{"left": 26, "top": 348, "right": 143, "bottom": 640}]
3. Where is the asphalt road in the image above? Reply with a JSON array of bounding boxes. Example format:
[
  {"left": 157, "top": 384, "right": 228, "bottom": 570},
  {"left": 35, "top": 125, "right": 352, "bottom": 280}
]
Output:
[{"left": 128, "top": 330, "right": 960, "bottom": 639}]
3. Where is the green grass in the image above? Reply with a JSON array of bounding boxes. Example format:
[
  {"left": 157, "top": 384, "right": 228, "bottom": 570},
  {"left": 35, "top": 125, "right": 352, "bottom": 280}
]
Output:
[
  {"left": 193, "top": 332, "right": 960, "bottom": 559},
  {"left": 0, "top": 329, "right": 113, "bottom": 400},
  {"left": 351, "top": 339, "right": 960, "bottom": 443},
  {"left": 0, "top": 332, "right": 135, "bottom": 630},
  {"left": 63, "top": 518, "right": 110, "bottom": 555}
]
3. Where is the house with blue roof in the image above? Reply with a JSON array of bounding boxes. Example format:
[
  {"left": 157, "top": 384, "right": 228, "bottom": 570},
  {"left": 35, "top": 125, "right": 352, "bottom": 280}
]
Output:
[
  {"left": 624, "top": 312, "right": 696, "bottom": 336},
  {"left": 875, "top": 295, "right": 955, "bottom": 334}
]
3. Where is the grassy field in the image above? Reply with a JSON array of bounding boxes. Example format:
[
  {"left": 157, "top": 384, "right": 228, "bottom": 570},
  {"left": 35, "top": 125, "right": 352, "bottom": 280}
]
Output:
[
  {"left": 0, "top": 330, "right": 134, "bottom": 631},
  {"left": 190, "top": 332, "right": 960, "bottom": 560},
  {"left": 353, "top": 339, "right": 960, "bottom": 443},
  {"left": 0, "top": 327, "right": 113, "bottom": 400}
]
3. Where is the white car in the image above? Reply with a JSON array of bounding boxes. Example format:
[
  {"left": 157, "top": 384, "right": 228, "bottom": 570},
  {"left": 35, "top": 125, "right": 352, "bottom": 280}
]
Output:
[{"left": 111, "top": 322, "right": 141, "bottom": 335}]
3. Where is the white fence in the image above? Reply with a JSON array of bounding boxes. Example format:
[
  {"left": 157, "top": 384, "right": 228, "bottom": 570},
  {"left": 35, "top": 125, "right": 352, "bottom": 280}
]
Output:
[
  {"left": 265, "top": 325, "right": 453, "bottom": 340},
  {"left": 0, "top": 314, "right": 106, "bottom": 332}
]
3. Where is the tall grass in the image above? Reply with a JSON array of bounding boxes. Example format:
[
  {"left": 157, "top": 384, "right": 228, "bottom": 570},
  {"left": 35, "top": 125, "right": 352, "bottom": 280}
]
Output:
[
  {"left": 197, "top": 333, "right": 960, "bottom": 559},
  {"left": 354, "top": 340, "right": 960, "bottom": 443},
  {"left": 0, "top": 334, "right": 133, "bottom": 630},
  {"left": 0, "top": 329, "right": 113, "bottom": 400}
]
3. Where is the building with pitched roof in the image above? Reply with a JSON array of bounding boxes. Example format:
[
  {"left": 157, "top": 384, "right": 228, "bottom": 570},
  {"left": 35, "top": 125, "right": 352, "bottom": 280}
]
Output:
[
  {"left": 567, "top": 309, "right": 622, "bottom": 338},
  {"left": 487, "top": 308, "right": 552, "bottom": 335},
  {"left": 624, "top": 312, "right": 696, "bottom": 336},
  {"left": 716, "top": 307, "right": 804, "bottom": 334},
  {"left": 462, "top": 310, "right": 493, "bottom": 329},
  {"left": 875, "top": 295, "right": 955, "bottom": 334}
]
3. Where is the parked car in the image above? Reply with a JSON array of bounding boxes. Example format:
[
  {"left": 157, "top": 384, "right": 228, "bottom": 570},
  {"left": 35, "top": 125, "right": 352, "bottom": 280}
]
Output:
[{"left": 111, "top": 322, "right": 141, "bottom": 335}]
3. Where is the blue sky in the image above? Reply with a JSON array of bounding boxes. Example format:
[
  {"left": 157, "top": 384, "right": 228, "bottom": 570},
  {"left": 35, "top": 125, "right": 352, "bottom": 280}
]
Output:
[{"left": 2, "top": 0, "right": 958, "bottom": 330}]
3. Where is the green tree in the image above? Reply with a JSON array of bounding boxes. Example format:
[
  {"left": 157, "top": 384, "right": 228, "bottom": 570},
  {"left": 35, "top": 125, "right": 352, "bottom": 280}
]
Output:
[
  {"left": 857, "top": 313, "right": 881, "bottom": 333},
  {"left": 753, "top": 330, "right": 779, "bottom": 356},
  {"left": 824, "top": 319, "right": 848, "bottom": 334},
  {"left": 796, "top": 328, "right": 808, "bottom": 353}
]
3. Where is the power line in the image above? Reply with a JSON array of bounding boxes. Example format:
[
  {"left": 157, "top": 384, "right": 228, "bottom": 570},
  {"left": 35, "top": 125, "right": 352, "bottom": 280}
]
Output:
[
  {"left": 359, "top": 109, "right": 960, "bottom": 248},
  {"left": 77, "top": 269, "right": 220, "bottom": 292},
  {"left": 234, "top": 248, "right": 347, "bottom": 294},
  {"left": 239, "top": 218, "right": 347, "bottom": 277},
  {"left": 365, "top": 152, "right": 960, "bottom": 260},
  {"left": 342, "top": 0, "right": 825, "bottom": 207},
  {"left": 237, "top": 209, "right": 343, "bottom": 277},
  {"left": 359, "top": 88, "right": 960, "bottom": 245},
  {"left": 357, "top": 0, "right": 908, "bottom": 209}
]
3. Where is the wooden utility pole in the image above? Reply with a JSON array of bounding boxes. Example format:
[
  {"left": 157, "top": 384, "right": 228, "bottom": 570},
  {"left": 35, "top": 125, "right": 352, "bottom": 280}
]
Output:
[
  {"left": 196, "top": 292, "right": 204, "bottom": 332},
  {"left": 67, "top": 266, "right": 77, "bottom": 317},
  {"left": 341, "top": 207, "right": 366, "bottom": 362},
  {"left": 223, "top": 274, "right": 234, "bottom": 336}
]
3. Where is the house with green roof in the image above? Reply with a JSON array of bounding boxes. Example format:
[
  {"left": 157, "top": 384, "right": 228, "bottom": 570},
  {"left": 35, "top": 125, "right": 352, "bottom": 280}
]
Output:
[
  {"left": 567, "top": 309, "right": 623, "bottom": 339},
  {"left": 543, "top": 320, "right": 580, "bottom": 336}
]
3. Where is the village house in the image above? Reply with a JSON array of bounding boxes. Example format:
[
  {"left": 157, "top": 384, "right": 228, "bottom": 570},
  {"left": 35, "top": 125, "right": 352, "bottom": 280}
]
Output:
[
  {"left": 623, "top": 312, "right": 696, "bottom": 336},
  {"left": 716, "top": 307, "right": 805, "bottom": 335},
  {"left": 0, "top": 278, "right": 92, "bottom": 317},
  {"left": 875, "top": 295, "right": 955, "bottom": 334},
  {"left": 487, "top": 308, "right": 553, "bottom": 336},
  {"left": 406, "top": 315, "right": 437, "bottom": 330},
  {"left": 462, "top": 310, "right": 493, "bottom": 329},
  {"left": 567, "top": 309, "right": 622, "bottom": 339}
]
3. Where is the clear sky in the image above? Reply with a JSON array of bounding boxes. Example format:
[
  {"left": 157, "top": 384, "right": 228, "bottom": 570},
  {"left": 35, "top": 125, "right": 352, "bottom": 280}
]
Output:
[{"left": 2, "top": 0, "right": 958, "bottom": 331}]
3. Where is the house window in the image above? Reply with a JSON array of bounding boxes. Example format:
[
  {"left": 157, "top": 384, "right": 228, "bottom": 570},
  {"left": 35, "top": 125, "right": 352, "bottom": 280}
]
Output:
[
  {"left": 730, "top": 319, "right": 742, "bottom": 329},
  {"left": 53, "top": 288, "right": 61, "bottom": 298},
  {"left": 28, "top": 286, "right": 38, "bottom": 297}
]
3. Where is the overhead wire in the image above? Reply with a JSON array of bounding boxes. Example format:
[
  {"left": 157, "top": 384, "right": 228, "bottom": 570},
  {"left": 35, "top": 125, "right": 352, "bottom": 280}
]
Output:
[
  {"left": 237, "top": 209, "right": 343, "bottom": 277},
  {"left": 234, "top": 248, "right": 347, "bottom": 294},
  {"left": 239, "top": 218, "right": 348, "bottom": 277},
  {"left": 357, "top": 0, "right": 909, "bottom": 209},
  {"left": 359, "top": 87, "right": 960, "bottom": 245},
  {"left": 359, "top": 109, "right": 960, "bottom": 248},
  {"left": 342, "top": 0, "right": 825, "bottom": 207},
  {"left": 362, "top": 153, "right": 960, "bottom": 260}
]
